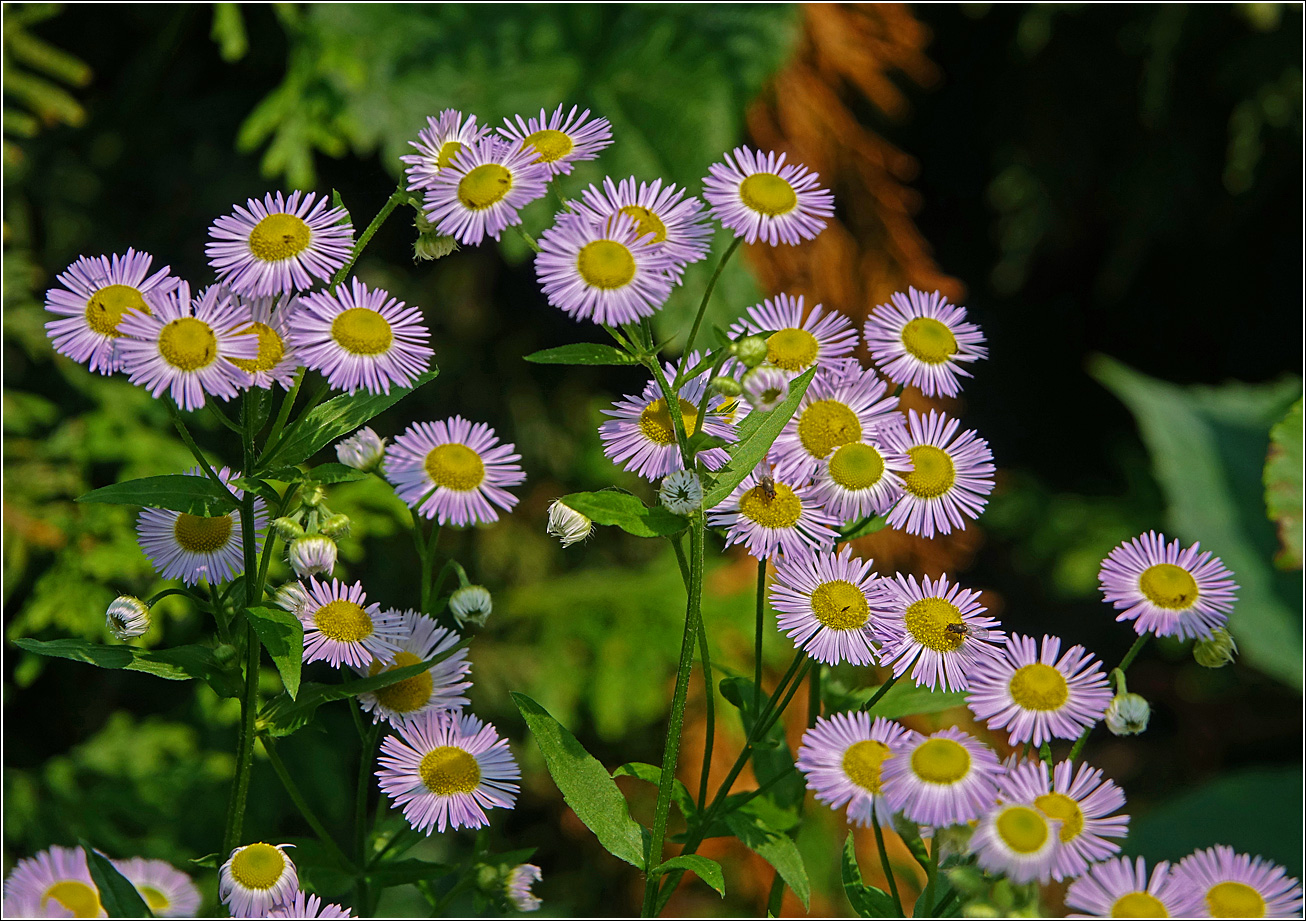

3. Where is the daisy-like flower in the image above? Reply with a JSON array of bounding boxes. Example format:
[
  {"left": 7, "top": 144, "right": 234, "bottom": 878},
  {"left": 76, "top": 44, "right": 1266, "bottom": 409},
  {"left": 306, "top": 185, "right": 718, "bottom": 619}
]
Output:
[
  {"left": 112, "top": 858, "right": 201, "bottom": 918},
  {"left": 881, "top": 409, "right": 995, "bottom": 539},
  {"left": 726, "top": 293, "right": 859, "bottom": 380},
  {"left": 873, "top": 573, "right": 1004, "bottom": 691},
  {"left": 207, "top": 191, "right": 353, "bottom": 297},
  {"left": 742, "top": 366, "right": 790, "bottom": 412},
  {"left": 267, "top": 890, "right": 355, "bottom": 918},
  {"left": 2, "top": 845, "right": 104, "bottom": 918},
  {"left": 116, "top": 282, "right": 259, "bottom": 411},
  {"left": 1098, "top": 531, "right": 1239, "bottom": 641},
  {"left": 864, "top": 287, "right": 987, "bottom": 398},
  {"left": 599, "top": 354, "right": 735, "bottom": 480},
  {"left": 967, "top": 634, "right": 1113, "bottom": 747},
  {"left": 336, "top": 426, "right": 387, "bottom": 472},
  {"left": 228, "top": 291, "right": 299, "bottom": 390},
  {"left": 505, "top": 864, "right": 543, "bottom": 912},
  {"left": 1065, "top": 856, "right": 1201, "bottom": 918},
  {"left": 796, "top": 713, "right": 909, "bottom": 826},
  {"left": 44, "top": 249, "right": 181, "bottom": 374},
  {"left": 969, "top": 801, "right": 1063, "bottom": 885},
  {"left": 811, "top": 436, "right": 910, "bottom": 524},
  {"left": 275, "top": 581, "right": 312, "bottom": 618},
  {"left": 1173, "top": 845, "right": 1304, "bottom": 918},
  {"left": 297, "top": 577, "right": 405, "bottom": 669},
  {"left": 547, "top": 499, "right": 592, "bottom": 547},
  {"left": 702, "top": 146, "right": 835, "bottom": 246},
  {"left": 573, "top": 176, "right": 712, "bottom": 276},
  {"left": 376, "top": 709, "right": 520, "bottom": 834},
  {"left": 881, "top": 726, "right": 1004, "bottom": 828},
  {"left": 498, "top": 104, "right": 612, "bottom": 177},
  {"left": 288, "top": 535, "right": 337, "bottom": 579},
  {"left": 218, "top": 842, "right": 298, "bottom": 918},
  {"left": 424, "top": 137, "right": 550, "bottom": 245},
  {"left": 771, "top": 363, "right": 900, "bottom": 482},
  {"left": 106, "top": 595, "right": 150, "bottom": 640},
  {"left": 384, "top": 417, "right": 525, "bottom": 526},
  {"left": 707, "top": 464, "right": 839, "bottom": 560},
  {"left": 402, "top": 109, "right": 491, "bottom": 195},
  {"left": 659, "top": 469, "right": 703, "bottom": 515},
  {"left": 536, "top": 212, "right": 677, "bottom": 326},
  {"left": 354, "top": 610, "right": 471, "bottom": 724},
  {"left": 999, "top": 759, "right": 1130, "bottom": 881},
  {"left": 288, "top": 278, "right": 433, "bottom": 396},
  {"left": 136, "top": 466, "right": 267, "bottom": 586},
  {"left": 771, "top": 545, "right": 883, "bottom": 665}
]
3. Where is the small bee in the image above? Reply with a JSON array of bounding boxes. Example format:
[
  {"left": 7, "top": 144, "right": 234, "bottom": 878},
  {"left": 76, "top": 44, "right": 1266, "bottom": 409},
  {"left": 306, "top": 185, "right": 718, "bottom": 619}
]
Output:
[
  {"left": 756, "top": 474, "right": 777, "bottom": 501},
  {"left": 945, "top": 622, "right": 995, "bottom": 642}
]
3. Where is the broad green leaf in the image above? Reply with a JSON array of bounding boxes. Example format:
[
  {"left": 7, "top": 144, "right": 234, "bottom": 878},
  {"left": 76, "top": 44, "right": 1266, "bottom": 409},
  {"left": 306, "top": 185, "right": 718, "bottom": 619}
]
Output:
[
  {"left": 833, "top": 681, "right": 968, "bottom": 720},
  {"left": 364, "top": 858, "right": 455, "bottom": 887},
  {"left": 511, "top": 692, "right": 647, "bottom": 870},
  {"left": 839, "top": 513, "right": 891, "bottom": 542},
  {"left": 702, "top": 366, "right": 816, "bottom": 509},
  {"left": 259, "top": 370, "right": 438, "bottom": 470},
  {"left": 613, "top": 761, "right": 695, "bottom": 818},
  {"left": 524, "top": 343, "right": 640, "bottom": 366},
  {"left": 724, "top": 807, "right": 810, "bottom": 908},
  {"left": 243, "top": 604, "right": 304, "bottom": 699},
  {"left": 653, "top": 854, "right": 725, "bottom": 897},
  {"left": 560, "top": 491, "right": 689, "bottom": 539},
  {"left": 304, "top": 462, "right": 371, "bottom": 485},
  {"left": 686, "top": 431, "right": 730, "bottom": 455},
  {"left": 16, "top": 638, "right": 241, "bottom": 698},
  {"left": 77, "top": 475, "right": 237, "bottom": 515},
  {"left": 228, "top": 476, "right": 281, "bottom": 506},
  {"left": 1264, "top": 398, "right": 1303, "bottom": 570},
  {"left": 84, "top": 843, "right": 152, "bottom": 917},
  {"left": 841, "top": 835, "right": 897, "bottom": 918}
]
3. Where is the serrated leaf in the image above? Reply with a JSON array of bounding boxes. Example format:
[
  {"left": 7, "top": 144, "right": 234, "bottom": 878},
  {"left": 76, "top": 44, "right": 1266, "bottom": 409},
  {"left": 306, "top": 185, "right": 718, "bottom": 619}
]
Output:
[
  {"left": 560, "top": 491, "right": 688, "bottom": 538},
  {"left": 524, "top": 343, "right": 640, "bottom": 366},
  {"left": 724, "top": 807, "right": 809, "bottom": 908},
  {"left": 653, "top": 854, "right": 725, "bottom": 897},
  {"left": 1264, "top": 398, "right": 1303, "bottom": 570},
  {"left": 511, "top": 692, "right": 647, "bottom": 870},
  {"left": 15, "top": 638, "right": 241, "bottom": 698},
  {"left": 77, "top": 475, "right": 238, "bottom": 515},
  {"left": 841, "top": 835, "right": 897, "bottom": 918},
  {"left": 243, "top": 604, "right": 304, "bottom": 699},
  {"left": 84, "top": 843, "right": 152, "bottom": 917},
  {"left": 613, "top": 762, "right": 695, "bottom": 818}
]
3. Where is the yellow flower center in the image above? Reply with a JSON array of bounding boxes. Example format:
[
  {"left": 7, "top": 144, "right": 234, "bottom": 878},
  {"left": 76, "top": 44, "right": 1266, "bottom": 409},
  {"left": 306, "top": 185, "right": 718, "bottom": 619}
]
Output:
[
  {"left": 313, "top": 599, "right": 374, "bottom": 643},
  {"left": 766, "top": 327, "right": 819, "bottom": 372},
  {"left": 904, "top": 596, "right": 965, "bottom": 652},
  {"left": 739, "top": 172, "right": 798, "bottom": 216},
  {"left": 424, "top": 443, "right": 486, "bottom": 491},
  {"left": 828, "top": 443, "right": 886, "bottom": 490},
  {"left": 139, "top": 887, "right": 170, "bottom": 912},
  {"left": 457, "top": 163, "right": 513, "bottom": 210},
  {"left": 810, "top": 580, "right": 869, "bottom": 630},
  {"left": 1206, "top": 881, "right": 1266, "bottom": 918},
  {"left": 369, "top": 650, "right": 434, "bottom": 714},
  {"left": 904, "top": 445, "right": 956, "bottom": 499},
  {"left": 841, "top": 739, "right": 892, "bottom": 793},
  {"left": 798, "top": 399, "right": 862, "bottom": 459},
  {"left": 910, "top": 737, "right": 971, "bottom": 784},
  {"left": 638, "top": 398, "right": 699, "bottom": 447},
  {"left": 1110, "top": 891, "right": 1169, "bottom": 917},
  {"left": 173, "top": 513, "right": 234, "bottom": 552},
  {"left": 158, "top": 317, "right": 219, "bottom": 372},
  {"left": 230, "top": 322, "right": 285, "bottom": 373},
  {"left": 419, "top": 745, "right": 482, "bottom": 795},
  {"left": 738, "top": 482, "right": 802, "bottom": 530},
  {"left": 618, "top": 205, "right": 668, "bottom": 243},
  {"left": 229, "top": 842, "right": 286, "bottom": 891},
  {"left": 995, "top": 805, "right": 1050, "bottom": 854},
  {"left": 1138, "top": 563, "right": 1199, "bottom": 610},
  {"left": 84, "top": 284, "right": 150, "bottom": 337},
  {"left": 248, "top": 213, "right": 312, "bottom": 262},
  {"left": 41, "top": 881, "right": 102, "bottom": 918},
  {"left": 576, "top": 239, "right": 637, "bottom": 290},
  {"left": 901, "top": 317, "right": 958, "bottom": 364},
  {"left": 1008, "top": 663, "right": 1070, "bottom": 711},
  {"left": 521, "top": 128, "right": 574, "bottom": 163},
  {"left": 1034, "top": 791, "right": 1085, "bottom": 841},
  {"left": 436, "top": 140, "right": 464, "bottom": 169},
  {"left": 330, "top": 307, "right": 393, "bottom": 356}
]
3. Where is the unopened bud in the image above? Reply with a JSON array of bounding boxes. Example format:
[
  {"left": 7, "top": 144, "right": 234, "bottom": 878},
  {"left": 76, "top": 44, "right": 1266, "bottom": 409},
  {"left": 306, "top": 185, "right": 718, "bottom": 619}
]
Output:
[
  {"left": 1193, "top": 628, "right": 1238, "bottom": 668},
  {"left": 709, "top": 375, "right": 742, "bottom": 398},
  {"left": 319, "top": 513, "right": 352, "bottom": 539},
  {"left": 288, "top": 535, "right": 337, "bottom": 578},
  {"left": 274, "top": 581, "right": 311, "bottom": 616},
  {"left": 659, "top": 469, "right": 702, "bottom": 516},
  {"left": 301, "top": 484, "right": 327, "bottom": 508},
  {"left": 449, "top": 585, "right": 493, "bottom": 628},
  {"left": 213, "top": 643, "right": 240, "bottom": 667},
  {"left": 730, "top": 335, "right": 769, "bottom": 369},
  {"left": 1104, "top": 692, "right": 1151, "bottom": 736},
  {"left": 414, "top": 231, "right": 459, "bottom": 262},
  {"left": 742, "top": 367, "right": 789, "bottom": 411},
  {"left": 272, "top": 517, "right": 305, "bottom": 541},
  {"left": 336, "top": 426, "right": 387, "bottom": 472},
  {"left": 547, "top": 499, "right": 593, "bottom": 548},
  {"left": 106, "top": 595, "right": 150, "bottom": 640}
]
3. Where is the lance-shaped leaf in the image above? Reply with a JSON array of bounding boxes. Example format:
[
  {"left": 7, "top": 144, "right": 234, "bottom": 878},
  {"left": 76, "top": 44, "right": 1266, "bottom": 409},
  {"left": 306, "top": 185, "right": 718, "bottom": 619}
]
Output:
[
  {"left": 559, "top": 491, "right": 688, "bottom": 538},
  {"left": 652, "top": 854, "right": 725, "bottom": 897},
  {"left": 725, "top": 806, "right": 810, "bottom": 908},
  {"left": 525, "top": 343, "right": 640, "bottom": 366},
  {"left": 84, "top": 843, "right": 152, "bottom": 917},
  {"left": 77, "top": 475, "right": 238, "bottom": 516},
  {"left": 612, "top": 762, "right": 696, "bottom": 819},
  {"left": 841, "top": 835, "right": 897, "bottom": 918},
  {"left": 243, "top": 604, "right": 304, "bottom": 699},
  {"left": 16, "top": 638, "right": 241, "bottom": 698},
  {"left": 828, "top": 680, "right": 968, "bottom": 720},
  {"left": 838, "top": 512, "right": 892, "bottom": 543}
]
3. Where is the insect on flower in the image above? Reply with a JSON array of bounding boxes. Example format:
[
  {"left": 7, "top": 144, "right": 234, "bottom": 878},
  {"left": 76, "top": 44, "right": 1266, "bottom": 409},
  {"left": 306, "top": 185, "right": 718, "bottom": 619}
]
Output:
[{"left": 945, "top": 621, "right": 997, "bottom": 643}]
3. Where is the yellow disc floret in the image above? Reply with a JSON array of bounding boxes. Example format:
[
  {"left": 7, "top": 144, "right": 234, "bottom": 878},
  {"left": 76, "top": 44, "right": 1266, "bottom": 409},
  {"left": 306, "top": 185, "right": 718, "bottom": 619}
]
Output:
[
  {"left": 901, "top": 317, "right": 958, "bottom": 364},
  {"left": 330, "top": 307, "right": 393, "bottom": 356},
  {"left": 139, "top": 887, "right": 170, "bottom": 913},
  {"left": 910, "top": 737, "right": 971, "bottom": 784},
  {"left": 457, "top": 164, "right": 513, "bottom": 210},
  {"left": 436, "top": 140, "right": 464, "bottom": 169},
  {"left": 229, "top": 843, "right": 286, "bottom": 891},
  {"left": 738, "top": 482, "right": 802, "bottom": 529},
  {"left": 1205, "top": 881, "right": 1265, "bottom": 918},
  {"left": 419, "top": 745, "right": 482, "bottom": 795},
  {"left": 85, "top": 284, "right": 150, "bottom": 337},
  {"left": 904, "top": 445, "right": 956, "bottom": 499},
  {"left": 576, "top": 239, "right": 636, "bottom": 289},
  {"left": 159, "top": 317, "right": 219, "bottom": 371},
  {"left": 425, "top": 443, "right": 486, "bottom": 491},
  {"left": 1008, "top": 663, "right": 1070, "bottom": 711},
  {"left": 231, "top": 322, "right": 285, "bottom": 373},
  {"left": 173, "top": 513, "right": 234, "bottom": 552},
  {"left": 522, "top": 128, "right": 574, "bottom": 163},
  {"left": 739, "top": 172, "right": 798, "bottom": 216},
  {"left": 1035, "top": 791, "right": 1085, "bottom": 841},
  {"left": 842, "top": 739, "right": 892, "bottom": 793},
  {"left": 617, "top": 205, "right": 668, "bottom": 243},
  {"left": 766, "top": 327, "right": 819, "bottom": 371},
  {"left": 1138, "top": 563, "right": 1199, "bottom": 610},
  {"left": 798, "top": 399, "right": 862, "bottom": 459},
  {"left": 41, "top": 881, "right": 102, "bottom": 918},
  {"left": 1109, "top": 891, "right": 1169, "bottom": 917},
  {"left": 810, "top": 580, "right": 869, "bottom": 630},
  {"left": 370, "top": 650, "right": 434, "bottom": 714},
  {"left": 313, "top": 600, "right": 374, "bottom": 643},
  {"left": 995, "top": 805, "right": 1050, "bottom": 854},
  {"left": 828, "top": 443, "right": 886, "bottom": 490},
  {"left": 248, "top": 213, "right": 312, "bottom": 263},
  {"left": 638, "top": 398, "right": 700, "bottom": 446},
  {"left": 904, "top": 596, "right": 965, "bottom": 652}
]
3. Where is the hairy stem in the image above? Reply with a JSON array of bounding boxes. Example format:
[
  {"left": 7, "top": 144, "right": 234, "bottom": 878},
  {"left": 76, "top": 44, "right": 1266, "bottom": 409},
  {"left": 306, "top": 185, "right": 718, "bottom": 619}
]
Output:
[
  {"left": 754, "top": 557, "right": 767, "bottom": 714},
  {"left": 333, "top": 186, "right": 412, "bottom": 285}
]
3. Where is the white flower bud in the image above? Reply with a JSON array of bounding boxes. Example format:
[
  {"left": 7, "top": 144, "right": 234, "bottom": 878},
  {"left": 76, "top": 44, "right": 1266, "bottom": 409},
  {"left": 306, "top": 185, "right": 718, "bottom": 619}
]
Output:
[
  {"left": 335, "top": 426, "right": 387, "bottom": 472},
  {"left": 1104, "top": 692, "right": 1151, "bottom": 736},
  {"left": 449, "top": 585, "right": 493, "bottom": 628},
  {"left": 659, "top": 469, "right": 702, "bottom": 515},
  {"left": 1193, "top": 628, "right": 1238, "bottom": 668},
  {"left": 274, "top": 581, "right": 311, "bottom": 617},
  {"left": 415, "top": 231, "right": 458, "bottom": 262},
  {"left": 288, "top": 535, "right": 337, "bottom": 578},
  {"left": 106, "top": 596, "right": 150, "bottom": 640},
  {"left": 742, "top": 367, "right": 789, "bottom": 411},
  {"left": 547, "top": 499, "right": 592, "bottom": 548}
]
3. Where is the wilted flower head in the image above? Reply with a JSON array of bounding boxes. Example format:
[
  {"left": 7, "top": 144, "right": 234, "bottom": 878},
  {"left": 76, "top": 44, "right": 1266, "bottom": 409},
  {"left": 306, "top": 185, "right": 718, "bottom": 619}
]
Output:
[{"left": 547, "top": 499, "right": 592, "bottom": 548}]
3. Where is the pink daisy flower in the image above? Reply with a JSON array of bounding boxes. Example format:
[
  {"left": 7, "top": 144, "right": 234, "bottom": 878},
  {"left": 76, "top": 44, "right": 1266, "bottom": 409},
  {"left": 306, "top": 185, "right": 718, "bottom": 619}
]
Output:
[
  {"left": 266, "top": 890, "right": 355, "bottom": 918},
  {"left": 2, "top": 844, "right": 104, "bottom": 918},
  {"left": 770, "top": 544, "right": 884, "bottom": 666},
  {"left": 1065, "top": 856, "right": 1202, "bottom": 918},
  {"left": 1098, "top": 531, "right": 1239, "bottom": 641},
  {"left": 811, "top": 435, "right": 911, "bottom": 524},
  {"left": 873, "top": 573, "right": 1004, "bottom": 692},
  {"left": 402, "top": 109, "right": 491, "bottom": 195},
  {"left": 206, "top": 191, "right": 354, "bottom": 297},
  {"left": 881, "top": 409, "right": 995, "bottom": 539},
  {"left": 112, "top": 857, "right": 201, "bottom": 918},
  {"left": 969, "top": 800, "right": 1063, "bottom": 884},
  {"left": 881, "top": 726, "right": 1004, "bottom": 828},
  {"left": 1173, "top": 845, "right": 1304, "bottom": 918},
  {"left": 725, "top": 293, "right": 859, "bottom": 380},
  {"left": 796, "top": 713, "right": 909, "bottom": 826},
  {"left": 423, "top": 136, "right": 550, "bottom": 245},
  {"left": 296, "top": 577, "right": 404, "bottom": 669},
  {"left": 383, "top": 417, "right": 525, "bottom": 526},
  {"left": 864, "top": 287, "right": 987, "bottom": 398},
  {"left": 218, "top": 842, "right": 298, "bottom": 918},
  {"left": 702, "top": 146, "right": 834, "bottom": 245},
  {"left": 707, "top": 463, "right": 839, "bottom": 560},
  {"left": 498, "top": 104, "right": 612, "bottom": 177},
  {"left": 505, "top": 864, "right": 543, "bottom": 912},
  {"left": 228, "top": 290, "right": 300, "bottom": 390},
  {"left": 572, "top": 176, "right": 712, "bottom": 276},
  {"left": 353, "top": 610, "right": 472, "bottom": 724},
  {"left": 770, "top": 363, "right": 900, "bottom": 483}
]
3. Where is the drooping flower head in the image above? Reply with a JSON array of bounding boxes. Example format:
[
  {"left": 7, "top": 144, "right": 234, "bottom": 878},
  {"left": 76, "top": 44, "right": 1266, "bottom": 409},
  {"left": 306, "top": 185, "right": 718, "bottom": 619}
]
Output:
[
  {"left": 572, "top": 176, "right": 712, "bottom": 276},
  {"left": 376, "top": 709, "right": 520, "bottom": 835},
  {"left": 726, "top": 293, "right": 859, "bottom": 381},
  {"left": 116, "top": 282, "right": 259, "bottom": 411},
  {"left": 289, "top": 278, "right": 433, "bottom": 396},
  {"left": 1064, "top": 856, "right": 1201, "bottom": 918},
  {"left": 505, "top": 864, "right": 543, "bottom": 912},
  {"left": 707, "top": 463, "right": 839, "bottom": 560},
  {"left": 969, "top": 800, "right": 1063, "bottom": 885},
  {"left": 966, "top": 634, "right": 1113, "bottom": 747},
  {"left": 218, "top": 842, "right": 298, "bottom": 918},
  {"left": 402, "top": 109, "right": 491, "bottom": 195},
  {"left": 266, "top": 890, "right": 356, "bottom": 918},
  {"left": 227, "top": 290, "right": 300, "bottom": 390},
  {"left": 703, "top": 147, "right": 835, "bottom": 245},
  {"left": 796, "top": 713, "right": 909, "bottom": 826},
  {"left": 498, "top": 104, "right": 612, "bottom": 177},
  {"left": 384, "top": 417, "right": 526, "bottom": 526},
  {"left": 2, "top": 845, "right": 105, "bottom": 918},
  {"left": 771, "top": 545, "right": 883, "bottom": 666},
  {"left": 207, "top": 191, "right": 354, "bottom": 297},
  {"left": 106, "top": 595, "right": 151, "bottom": 641},
  {"left": 296, "top": 577, "right": 405, "bottom": 669},
  {"left": 881, "top": 726, "right": 1004, "bottom": 828},
  {"left": 448, "top": 586, "right": 493, "bottom": 628},
  {"left": 423, "top": 137, "right": 550, "bottom": 245},
  {"left": 770, "top": 363, "right": 900, "bottom": 483},
  {"left": 1098, "top": 531, "right": 1239, "bottom": 641},
  {"left": 354, "top": 610, "right": 471, "bottom": 724},
  {"left": 1172, "top": 845, "right": 1304, "bottom": 918},
  {"left": 287, "top": 535, "right": 338, "bottom": 579},
  {"left": 881, "top": 409, "right": 995, "bottom": 539},
  {"left": 864, "top": 288, "right": 987, "bottom": 398},
  {"left": 44, "top": 249, "right": 181, "bottom": 374},
  {"left": 811, "top": 435, "right": 910, "bottom": 524},
  {"left": 547, "top": 499, "right": 593, "bottom": 548},
  {"left": 112, "top": 858, "right": 202, "bottom": 918},
  {"left": 873, "top": 573, "right": 1004, "bottom": 692}
]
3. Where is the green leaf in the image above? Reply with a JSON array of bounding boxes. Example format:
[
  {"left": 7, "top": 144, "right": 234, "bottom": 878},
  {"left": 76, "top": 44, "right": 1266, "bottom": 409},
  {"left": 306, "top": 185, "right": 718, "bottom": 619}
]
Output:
[
  {"left": 841, "top": 835, "right": 897, "bottom": 918},
  {"left": 1265, "top": 398, "right": 1303, "bottom": 570},
  {"left": 363, "top": 858, "right": 455, "bottom": 887},
  {"left": 613, "top": 762, "right": 695, "bottom": 818},
  {"left": 831, "top": 681, "right": 968, "bottom": 720},
  {"left": 524, "top": 342, "right": 640, "bottom": 366},
  {"left": 228, "top": 476, "right": 281, "bottom": 506},
  {"left": 304, "top": 462, "right": 371, "bottom": 484},
  {"left": 189, "top": 853, "right": 220, "bottom": 870},
  {"left": 83, "top": 843, "right": 152, "bottom": 917},
  {"left": 560, "top": 491, "right": 689, "bottom": 539},
  {"left": 839, "top": 513, "right": 891, "bottom": 542},
  {"left": 702, "top": 366, "right": 817, "bottom": 509},
  {"left": 652, "top": 854, "right": 725, "bottom": 897},
  {"left": 724, "top": 807, "right": 810, "bottom": 908},
  {"left": 77, "top": 475, "right": 237, "bottom": 515},
  {"left": 686, "top": 431, "right": 730, "bottom": 455},
  {"left": 15, "top": 638, "right": 241, "bottom": 698},
  {"left": 331, "top": 188, "right": 351, "bottom": 224},
  {"left": 511, "top": 692, "right": 647, "bottom": 870},
  {"left": 259, "top": 370, "right": 438, "bottom": 470},
  {"left": 210, "top": 3, "right": 249, "bottom": 62},
  {"left": 718, "top": 676, "right": 805, "bottom": 809},
  {"left": 243, "top": 604, "right": 304, "bottom": 699}
]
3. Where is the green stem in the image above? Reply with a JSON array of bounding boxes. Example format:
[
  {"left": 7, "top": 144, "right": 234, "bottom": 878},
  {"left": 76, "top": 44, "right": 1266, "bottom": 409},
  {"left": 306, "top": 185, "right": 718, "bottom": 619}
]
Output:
[
  {"left": 645, "top": 356, "right": 694, "bottom": 467},
  {"left": 872, "top": 817, "right": 905, "bottom": 917},
  {"left": 354, "top": 716, "right": 381, "bottom": 910},
  {"left": 515, "top": 225, "right": 542, "bottom": 253},
  {"left": 860, "top": 672, "right": 901, "bottom": 713},
  {"left": 264, "top": 368, "right": 305, "bottom": 447},
  {"left": 678, "top": 237, "right": 741, "bottom": 380},
  {"left": 262, "top": 736, "right": 355, "bottom": 872},
  {"left": 765, "top": 872, "right": 785, "bottom": 917},
  {"left": 144, "top": 587, "right": 207, "bottom": 609},
  {"left": 753, "top": 557, "right": 767, "bottom": 714},
  {"left": 603, "top": 324, "right": 636, "bottom": 355},
  {"left": 334, "top": 186, "right": 410, "bottom": 286},
  {"left": 1070, "top": 634, "right": 1148, "bottom": 761},
  {"left": 671, "top": 536, "right": 716, "bottom": 813},
  {"left": 168, "top": 403, "right": 240, "bottom": 504},
  {"left": 934, "top": 888, "right": 958, "bottom": 917}
]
